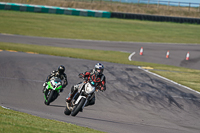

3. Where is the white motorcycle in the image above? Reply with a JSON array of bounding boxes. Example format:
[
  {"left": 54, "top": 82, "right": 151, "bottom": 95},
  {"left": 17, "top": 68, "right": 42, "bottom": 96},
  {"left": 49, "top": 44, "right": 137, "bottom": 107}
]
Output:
[{"left": 64, "top": 80, "right": 99, "bottom": 116}]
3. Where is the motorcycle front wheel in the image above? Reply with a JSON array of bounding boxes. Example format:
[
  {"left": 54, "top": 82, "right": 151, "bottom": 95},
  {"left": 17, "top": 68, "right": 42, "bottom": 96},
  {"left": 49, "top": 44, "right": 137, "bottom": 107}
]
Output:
[
  {"left": 71, "top": 98, "right": 86, "bottom": 117},
  {"left": 44, "top": 90, "right": 54, "bottom": 105}
]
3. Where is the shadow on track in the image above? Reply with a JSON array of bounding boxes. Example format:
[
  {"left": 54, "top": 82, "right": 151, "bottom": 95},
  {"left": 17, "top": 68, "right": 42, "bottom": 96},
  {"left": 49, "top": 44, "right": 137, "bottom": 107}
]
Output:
[{"left": 48, "top": 105, "right": 66, "bottom": 108}]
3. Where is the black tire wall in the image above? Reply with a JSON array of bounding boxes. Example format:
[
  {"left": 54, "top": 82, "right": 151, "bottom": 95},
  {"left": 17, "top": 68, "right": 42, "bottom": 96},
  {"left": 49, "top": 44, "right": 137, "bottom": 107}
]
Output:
[{"left": 111, "top": 12, "right": 200, "bottom": 24}]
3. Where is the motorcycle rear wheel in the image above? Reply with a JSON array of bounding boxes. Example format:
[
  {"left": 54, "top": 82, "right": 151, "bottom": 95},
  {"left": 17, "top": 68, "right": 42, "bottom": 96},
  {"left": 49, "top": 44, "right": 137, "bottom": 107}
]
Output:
[{"left": 64, "top": 106, "right": 71, "bottom": 115}]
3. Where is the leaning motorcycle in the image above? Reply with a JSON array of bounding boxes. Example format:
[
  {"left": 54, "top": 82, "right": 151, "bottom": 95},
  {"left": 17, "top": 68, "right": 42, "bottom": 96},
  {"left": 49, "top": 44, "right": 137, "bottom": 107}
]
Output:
[
  {"left": 64, "top": 80, "right": 99, "bottom": 116},
  {"left": 43, "top": 77, "right": 63, "bottom": 105}
]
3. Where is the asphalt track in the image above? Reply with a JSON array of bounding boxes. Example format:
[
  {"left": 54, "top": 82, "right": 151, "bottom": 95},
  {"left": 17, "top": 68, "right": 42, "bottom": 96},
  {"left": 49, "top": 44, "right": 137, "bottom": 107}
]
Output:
[
  {"left": 1, "top": 34, "right": 200, "bottom": 133},
  {"left": 1, "top": 34, "right": 200, "bottom": 70}
]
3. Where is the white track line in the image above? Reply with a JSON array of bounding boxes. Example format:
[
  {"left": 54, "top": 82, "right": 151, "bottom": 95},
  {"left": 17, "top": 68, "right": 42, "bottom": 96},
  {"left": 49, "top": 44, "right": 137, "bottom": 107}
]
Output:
[
  {"left": 1, "top": 106, "right": 10, "bottom": 110},
  {"left": 128, "top": 52, "right": 135, "bottom": 61},
  {"left": 138, "top": 66, "right": 200, "bottom": 95}
]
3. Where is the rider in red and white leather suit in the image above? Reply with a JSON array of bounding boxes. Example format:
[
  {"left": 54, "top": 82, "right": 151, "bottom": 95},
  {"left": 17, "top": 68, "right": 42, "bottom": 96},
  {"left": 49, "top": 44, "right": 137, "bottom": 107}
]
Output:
[{"left": 66, "top": 63, "right": 106, "bottom": 106}]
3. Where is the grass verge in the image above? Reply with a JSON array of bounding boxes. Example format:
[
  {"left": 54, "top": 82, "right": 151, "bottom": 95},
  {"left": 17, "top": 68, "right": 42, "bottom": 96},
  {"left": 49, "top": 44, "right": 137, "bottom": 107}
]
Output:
[
  {"left": 0, "top": 11, "right": 200, "bottom": 44},
  {"left": 1, "top": 42, "right": 200, "bottom": 92},
  {"left": 0, "top": 106, "right": 104, "bottom": 133}
]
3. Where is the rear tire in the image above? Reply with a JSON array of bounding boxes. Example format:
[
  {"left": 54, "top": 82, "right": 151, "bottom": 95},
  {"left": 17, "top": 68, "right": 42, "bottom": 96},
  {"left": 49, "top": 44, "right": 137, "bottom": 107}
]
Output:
[
  {"left": 71, "top": 98, "right": 86, "bottom": 117},
  {"left": 64, "top": 106, "right": 71, "bottom": 115}
]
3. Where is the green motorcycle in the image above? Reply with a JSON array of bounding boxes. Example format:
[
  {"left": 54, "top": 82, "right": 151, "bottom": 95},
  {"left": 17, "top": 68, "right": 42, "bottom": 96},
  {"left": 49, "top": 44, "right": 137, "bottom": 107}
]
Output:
[{"left": 43, "top": 77, "right": 62, "bottom": 105}]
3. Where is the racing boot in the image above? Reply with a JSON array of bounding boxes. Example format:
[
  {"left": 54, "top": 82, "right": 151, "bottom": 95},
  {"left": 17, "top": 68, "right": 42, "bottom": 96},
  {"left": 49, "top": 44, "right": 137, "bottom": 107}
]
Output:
[
  {"left": 66, "top": 86, "right": 79, "bottom": 103},
  {"left": 66, "top": 89, "right": 78, "bottom": 103},
  {"left": 66, "top": 97, "right": 71, "bottom": 103},
  {"left": 66, "top": 93, "right": 74, "bottom": 103},
  {"left": 42, "top": 82, "right": 47, "bottom": 93}
]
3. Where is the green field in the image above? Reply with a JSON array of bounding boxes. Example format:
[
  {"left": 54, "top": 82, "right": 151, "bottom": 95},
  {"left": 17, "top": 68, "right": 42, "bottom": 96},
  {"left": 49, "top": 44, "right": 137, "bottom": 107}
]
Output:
[
  {"left": 0, "top": 10, "right": 200, "bottom": 133},
  {"left": 0, "top": 106, "right": 104, "bottom": 133},
  {"left": 0, "top": 10, "right": 200, "bottom": 44}
]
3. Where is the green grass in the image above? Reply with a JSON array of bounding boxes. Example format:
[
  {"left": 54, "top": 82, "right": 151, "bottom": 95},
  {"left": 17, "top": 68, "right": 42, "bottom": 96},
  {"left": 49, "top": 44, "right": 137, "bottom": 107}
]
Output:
[
  {"left": 0, "top": 10, "right": 200, "bottom": 44},
  {"left": 152, "top": 70, "right": 200, "bottom": 91},
  {"left": 0, "top": 106, "right": 104, "bottom": 133}
]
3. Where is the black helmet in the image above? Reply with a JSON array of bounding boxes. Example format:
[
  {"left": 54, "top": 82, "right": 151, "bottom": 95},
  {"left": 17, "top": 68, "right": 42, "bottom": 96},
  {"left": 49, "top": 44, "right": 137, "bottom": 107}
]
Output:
[
  {"left": 94, "top": 63, "right": 104, "bottom": 76},
  {"left": 58, "top": 65, "right": 65, "bottom": 74}
]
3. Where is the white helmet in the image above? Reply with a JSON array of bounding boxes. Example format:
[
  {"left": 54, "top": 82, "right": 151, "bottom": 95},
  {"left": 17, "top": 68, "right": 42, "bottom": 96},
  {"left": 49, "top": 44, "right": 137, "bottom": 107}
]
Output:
[{"left": 94, "top": 63, "right": 104, "bottom": 75}]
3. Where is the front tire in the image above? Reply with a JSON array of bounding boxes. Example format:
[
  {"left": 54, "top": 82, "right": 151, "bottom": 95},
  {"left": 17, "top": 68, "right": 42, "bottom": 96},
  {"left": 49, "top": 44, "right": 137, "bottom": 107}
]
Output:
[
  {"left": 44, "top": 90, "right": 54, "bottom": 105},
  {"left": 71, "top": 98, "right": 86, "bottom": 117}
]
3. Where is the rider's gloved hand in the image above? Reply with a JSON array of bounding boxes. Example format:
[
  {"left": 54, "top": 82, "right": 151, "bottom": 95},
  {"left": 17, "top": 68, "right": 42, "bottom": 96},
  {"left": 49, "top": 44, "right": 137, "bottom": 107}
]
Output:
[
  {"left": 78, "top": 74, "right": 82, "bottom": 78},
  {"left": 99, "top": 86, "right": 106, "bottom": 92},
  {"left": 97, "top": 86, "right": 102, "bottom": 91}
]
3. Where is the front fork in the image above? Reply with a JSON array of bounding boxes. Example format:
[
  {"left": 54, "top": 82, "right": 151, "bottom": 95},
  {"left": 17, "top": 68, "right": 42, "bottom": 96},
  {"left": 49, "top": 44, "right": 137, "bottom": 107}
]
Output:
[
  {"left": 44, "top": 89, "right": 50, "bottom": 101},
  {"left": 44, "top": 89, "right": 52, "bottom": 101}
]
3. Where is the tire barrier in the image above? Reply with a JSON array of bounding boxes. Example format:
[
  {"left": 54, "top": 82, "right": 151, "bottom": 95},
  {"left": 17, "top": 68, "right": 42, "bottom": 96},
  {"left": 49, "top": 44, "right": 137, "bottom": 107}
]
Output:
[
  {"left": 0, "top": 2, "right": 111, "bottom": 18},
  {"left": 111, "top": 12, "right": 200, "bottom": 24}
]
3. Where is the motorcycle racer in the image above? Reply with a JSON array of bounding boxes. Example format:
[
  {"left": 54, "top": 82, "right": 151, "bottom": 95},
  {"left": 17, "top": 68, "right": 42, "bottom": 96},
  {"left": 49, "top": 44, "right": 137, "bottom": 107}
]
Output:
[
  {"left": 66, "top": 63, "right": 106, "bottom": 105},
  {"left": 43, "top": 65, "right": 68, "bottom": 93}
]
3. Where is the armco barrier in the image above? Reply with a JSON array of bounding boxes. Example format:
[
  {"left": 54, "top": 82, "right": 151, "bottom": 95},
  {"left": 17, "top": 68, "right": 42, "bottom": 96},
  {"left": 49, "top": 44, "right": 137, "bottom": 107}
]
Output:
[
  {"left": 111, "top": 12, "right": 200, "bottom": 24},
  {"left": 0, "top": 2, "right": 111, "bottom": 18}
]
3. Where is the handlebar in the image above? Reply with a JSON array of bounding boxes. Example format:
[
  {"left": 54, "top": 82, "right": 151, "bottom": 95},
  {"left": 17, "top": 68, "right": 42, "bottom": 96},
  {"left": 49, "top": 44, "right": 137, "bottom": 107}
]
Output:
[{"left": 80, "top": 76, "right": 104, "bottom": 92}]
